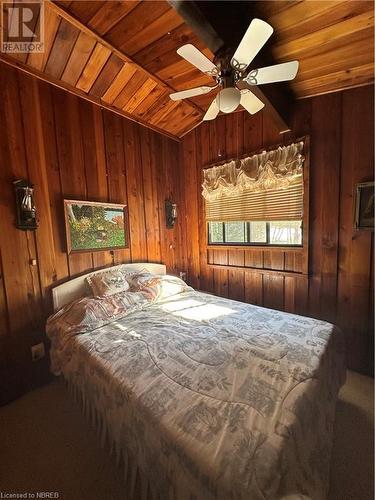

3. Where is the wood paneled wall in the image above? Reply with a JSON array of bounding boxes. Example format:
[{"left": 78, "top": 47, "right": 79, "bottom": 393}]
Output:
[
  {"left": 179, "top": 85, "right": 374, "bottom": 375},
  {"left": 0, "top": 60, "right": 373, "bottom": 379},
  {"left": 0, "top": 62, "right": 182, "bottom": 366}
]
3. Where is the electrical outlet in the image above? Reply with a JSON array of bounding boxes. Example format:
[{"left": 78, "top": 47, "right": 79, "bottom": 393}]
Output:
[
  {"left": 179, "top": 271, "right": 187, "bottom": 282},
  {"left": 31, "top": 342, "right": 45, "bottom": 362}
]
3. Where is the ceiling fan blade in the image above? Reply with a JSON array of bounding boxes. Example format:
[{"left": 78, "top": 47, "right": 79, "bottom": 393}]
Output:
[
  {"left": 177, "top": 44, "right": 218, "bottom": 75},
  {"left": 246, "top": 61, "right": 299, "bottom": 86},
  {"left": 231, "top": 19, "right": 273, "bottom": 71},
  {"left": 203, "top": 98, "right": 219, "bottom": 121},
  {"left": 240, "top": 90, "right": 264, "bottom": 115},
  {"left": 170, "top": 85, "right": 217, "bottom": 101}
]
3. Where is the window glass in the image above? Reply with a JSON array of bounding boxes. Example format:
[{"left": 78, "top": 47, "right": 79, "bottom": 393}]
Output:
[
  {"left": 208, "top": 221, "right": 302, "bottom": 246},
  {"left": 249, "top": 221, "right": 267, "bottom": 243},
  {"left": 209, "top": 222, "right": 224, "bottom": 243},
  {"left": 224, "top": 222, "right": 246, "bottom": 243},
  {"left": 269, "top": 221, "right": 302, "bottom": 245}
]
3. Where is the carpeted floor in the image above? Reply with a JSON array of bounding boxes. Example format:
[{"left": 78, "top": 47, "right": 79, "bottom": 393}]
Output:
[{"left": 0, "top": 371, "right": 373, "bottom": 500}]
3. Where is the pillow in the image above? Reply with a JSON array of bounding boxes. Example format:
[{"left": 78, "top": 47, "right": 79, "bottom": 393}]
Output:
[
  {"left": 47, "top": 290, "right": 151, "bottom": 340},
  {"left": 86, "top": 268, "right": 130, "bottom": 296},
  {"left": 126, "top": 271, "right": 154, "bottom": 288},
  {"left": 86, "top": 267, "right": 150, "bottom": 296},
  {"left": 128, "top": 274, "right": 191, "bottom": 301}
]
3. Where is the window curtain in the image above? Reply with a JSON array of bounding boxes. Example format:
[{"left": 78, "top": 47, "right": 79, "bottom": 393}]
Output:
[{"left": 202, "top": 141, "right": 305, "bottom": 222}]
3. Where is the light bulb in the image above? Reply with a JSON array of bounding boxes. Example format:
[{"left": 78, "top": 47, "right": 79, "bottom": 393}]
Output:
[{"left": 216, "top": 87, "right": 241, "bottom": 113}]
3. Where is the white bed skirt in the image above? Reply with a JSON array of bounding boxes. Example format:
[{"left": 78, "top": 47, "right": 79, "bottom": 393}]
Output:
[{"left": 64, "top": 377, "right": 160, "bottom": 500}]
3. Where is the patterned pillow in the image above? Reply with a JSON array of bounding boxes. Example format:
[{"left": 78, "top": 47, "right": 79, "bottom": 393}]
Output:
[
  {"left": 128, "top": 274, "right": 191, "bottom": 301},
  {"left": 86, "top": 268, "right": 130, "bottom": 296},
  {"left": 126, "top": 271, "right": 154, "bottom": 288},
  {"left": 47, "top": 291, "right": 151, "bottom": 340}
]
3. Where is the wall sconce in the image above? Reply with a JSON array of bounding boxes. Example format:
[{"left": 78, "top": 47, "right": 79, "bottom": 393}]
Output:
[
  {"left": 165, "top": 199, "right": 177, "bottom": 229},
  {"left": 13, "top": 179, "right": 37, "bottom": 230}
]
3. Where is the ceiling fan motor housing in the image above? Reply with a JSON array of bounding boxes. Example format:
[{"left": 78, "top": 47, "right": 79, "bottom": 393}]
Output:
[{"left": 214, "top": 48, "right": 243, "bottom": 87}]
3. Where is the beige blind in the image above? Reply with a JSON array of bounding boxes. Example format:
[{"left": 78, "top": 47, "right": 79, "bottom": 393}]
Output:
[
  {"left": 205, "top": 178, "right": 303, "bottom": 222},
  {"left": 203, "top": 142, "right": 305, "bottom": 222}
]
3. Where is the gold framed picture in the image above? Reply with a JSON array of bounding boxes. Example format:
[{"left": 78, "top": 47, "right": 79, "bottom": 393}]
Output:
[{"left": 64, "top": 199, "right": 129, "bottom": 253}]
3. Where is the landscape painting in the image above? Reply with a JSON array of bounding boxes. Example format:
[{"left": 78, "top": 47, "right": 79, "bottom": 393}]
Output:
[{"left": 64, "top": 200, "right": 128, "bottom": 253}]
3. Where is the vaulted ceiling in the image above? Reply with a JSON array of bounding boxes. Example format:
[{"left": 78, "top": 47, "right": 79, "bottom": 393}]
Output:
[{"left": 1, "top": 0, "right": 373, "bottom": 139}]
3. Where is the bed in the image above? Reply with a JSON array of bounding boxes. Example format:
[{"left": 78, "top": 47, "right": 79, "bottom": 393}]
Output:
[{"left": 47, "top": 263, "right": 345, "bottom": 500}]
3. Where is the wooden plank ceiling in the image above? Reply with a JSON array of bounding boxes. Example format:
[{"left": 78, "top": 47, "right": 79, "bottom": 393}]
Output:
[{"left": 0, "top": 0, "right": 373, "bottom": 139}]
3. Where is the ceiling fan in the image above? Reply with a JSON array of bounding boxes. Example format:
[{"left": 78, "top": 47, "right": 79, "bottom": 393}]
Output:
[{"left": 169, "top": 18, "right": 299, "bottom": 121}]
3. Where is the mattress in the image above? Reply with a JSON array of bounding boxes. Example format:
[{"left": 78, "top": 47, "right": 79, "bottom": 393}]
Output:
[{"left": 47, "top": 288, "right": 345, "bottom": 500}]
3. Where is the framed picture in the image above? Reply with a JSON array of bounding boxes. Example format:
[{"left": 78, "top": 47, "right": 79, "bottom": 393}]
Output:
[
  {"left": 64, "top": 200, "right": 129, "bottom": 253},
  {"left": 354, "top": 182, "right": 374, "bottom": 231}
]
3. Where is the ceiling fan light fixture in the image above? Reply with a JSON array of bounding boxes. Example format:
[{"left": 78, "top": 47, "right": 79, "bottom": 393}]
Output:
[{"left": 216, "top": 87, "right": 241, "bottom": 113}]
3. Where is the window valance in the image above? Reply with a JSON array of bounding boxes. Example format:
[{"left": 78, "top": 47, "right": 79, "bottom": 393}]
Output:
[{"left": 203, "top": 142, "right": 305, "bottom": 222}]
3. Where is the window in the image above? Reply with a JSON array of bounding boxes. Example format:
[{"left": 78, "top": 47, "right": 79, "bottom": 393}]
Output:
[
  {"left": 208, "top": 220, "right": 302, "bottom": 246},
  {"left": 203, "top": 142, "right": 306, "bottom": 248}
]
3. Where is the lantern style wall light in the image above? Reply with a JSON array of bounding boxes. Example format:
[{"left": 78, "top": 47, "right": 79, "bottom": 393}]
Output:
[
  {"left": 13, "top": 179, "right": 37, "bottom": 230},
  {"left": 165, "top": 199, "right": 177, "bottom": 229}
]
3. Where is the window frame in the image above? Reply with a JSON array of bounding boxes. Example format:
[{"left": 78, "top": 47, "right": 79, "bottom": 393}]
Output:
[
  {"left": 207, "top": 220, "right": 303, "bottom": 247},
  {"left": 202, "top": 135, "right": 310, "bottom": 276}
]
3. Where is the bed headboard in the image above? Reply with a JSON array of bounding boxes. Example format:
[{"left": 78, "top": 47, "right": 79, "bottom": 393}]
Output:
[{"left": 52, "top": 263, "right": 166, "bottom": 311}]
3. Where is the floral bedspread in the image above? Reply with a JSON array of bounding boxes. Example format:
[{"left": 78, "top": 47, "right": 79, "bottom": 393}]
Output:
[{"left": 47, "top": 289, "right": 345, "bottom": 500}]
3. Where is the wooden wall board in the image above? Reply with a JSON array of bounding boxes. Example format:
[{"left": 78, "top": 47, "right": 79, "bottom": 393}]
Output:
[
  {"left": 133, "top": 23, "right": 204, "bottom": 71},
  {"left": 179, "top": 131, "right": 200, "bottom": 289},
  {"left": 105, "top": 1, "right": 171, "bottom": 52},
  {"left": 37, "top": 82, "right": 70, "bottom": 285},
  {"left": 89, "top": 53, "right": 124, "bottom": 98},
  {"left": 102, "top": 63, "right": 138, "bottom": 104},
  {"left": 337, "top": 85, "right": 374, "bottom": 373},
  {"left": 267, "top": 1, "right": 371, "bottom": 40},
  {"left": 26, "top": 7, "right": 62, "bottom": 72},
  {"left": 18, "top": 75, "right": 60, "bottom": 312},
  {"left": 87, "top": 1, "right": 141, "bottom": 36},
  {"left": 122, "top": 120, "right": 147, "bottom": 263},
  {"left": 44, "top": 19, "right": 80, "bottom": 79},
  {"left": 119, "top": 8, "right": 183, "bottom": 56},
  {"left": 61, "top": 31, "right": 97, "bottom": 87},
  {"left": 140, "top": 128, "right": 162, "bottom": 263},
  {"left": 76, "top": 43, "right": 112, "bottom": 93},
  {"left": 0, "top": 68, "right": 43, "bottom": 335},
  {"left": 309, "top": 93, "right": 341, "bottom": 323},
  {"left": 63, "top": 1, "right": 103, "bottom": 25},
  {"left": 102, "top": 109, "right": 131, "bottom": 265}
]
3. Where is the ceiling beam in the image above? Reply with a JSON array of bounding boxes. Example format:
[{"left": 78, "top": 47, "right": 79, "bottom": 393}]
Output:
[
  {"left": 47, "top": 1, "right": 204, "bottom": 117},
  {"left": 168, "top": 0, "right": 224, "bottom": 54}
]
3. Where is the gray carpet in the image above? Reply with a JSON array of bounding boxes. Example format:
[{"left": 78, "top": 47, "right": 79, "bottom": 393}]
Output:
[{"left": 0, "top": 371, "right": 373, "bottom": 500}]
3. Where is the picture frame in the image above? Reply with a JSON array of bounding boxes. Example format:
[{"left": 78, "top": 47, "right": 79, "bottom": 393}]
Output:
[
  {"left": 354, "top": 182, "right": 374, "bottom": 231},
  {"left": 64, "top": 199, "right": 129, "bottom": 253}
]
